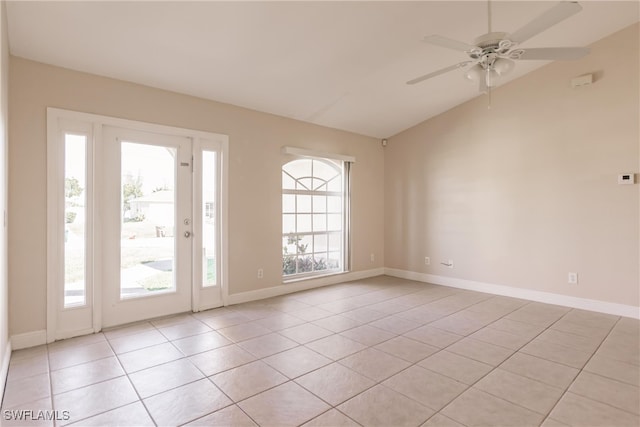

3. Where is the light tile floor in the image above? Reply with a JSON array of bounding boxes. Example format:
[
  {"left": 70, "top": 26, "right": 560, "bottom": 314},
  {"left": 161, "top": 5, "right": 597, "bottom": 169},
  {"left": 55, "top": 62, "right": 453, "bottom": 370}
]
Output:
[{"left": 2, "top": 276, "right": 639, "bottom": 426}]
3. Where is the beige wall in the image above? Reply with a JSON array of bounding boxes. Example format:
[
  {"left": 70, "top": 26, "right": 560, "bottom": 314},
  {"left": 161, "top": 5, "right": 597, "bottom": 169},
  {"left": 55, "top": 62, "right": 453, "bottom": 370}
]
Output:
[
  {"left": 0, "top": 0, "right": 10, "bottom": 395},
  {"left": 8, "top": 58, "right": 384, "bottom": 335},
  {"left": 385, "top": 23, "right": 639, "bottom": 307},
  {"left": 7, "top": 22, "right": 638, "bottom": 339}
]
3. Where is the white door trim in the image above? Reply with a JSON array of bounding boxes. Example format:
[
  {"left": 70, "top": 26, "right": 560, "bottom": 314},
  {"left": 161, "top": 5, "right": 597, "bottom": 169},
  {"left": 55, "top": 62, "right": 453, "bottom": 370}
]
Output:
[{"left": 46, "top": 108, "right": 229, "bottom": 341}]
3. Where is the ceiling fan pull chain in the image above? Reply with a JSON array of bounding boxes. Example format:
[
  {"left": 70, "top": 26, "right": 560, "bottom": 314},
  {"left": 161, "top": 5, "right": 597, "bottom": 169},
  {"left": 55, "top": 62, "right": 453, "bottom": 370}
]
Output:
[{"left": 485, "top": 67, "right": 493, "bottom": 109}]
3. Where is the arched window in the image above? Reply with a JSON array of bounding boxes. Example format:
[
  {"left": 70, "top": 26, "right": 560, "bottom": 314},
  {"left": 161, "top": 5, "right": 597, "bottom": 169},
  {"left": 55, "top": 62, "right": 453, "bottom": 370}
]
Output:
[{"left": 282, "top": 157, "right": 348, "bottom": 278}]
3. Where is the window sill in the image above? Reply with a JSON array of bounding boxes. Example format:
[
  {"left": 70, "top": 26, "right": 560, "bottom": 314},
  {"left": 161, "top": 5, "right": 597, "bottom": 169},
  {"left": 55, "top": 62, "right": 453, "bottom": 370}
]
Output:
[{"left": 282, "top": 270, "right": 347, "bottom": 284}]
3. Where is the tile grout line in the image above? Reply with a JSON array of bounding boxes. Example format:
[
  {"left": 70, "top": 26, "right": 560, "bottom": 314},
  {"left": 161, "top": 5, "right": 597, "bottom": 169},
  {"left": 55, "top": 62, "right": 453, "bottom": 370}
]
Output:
[
  {"left": 416, "top": 301, "right": 547, "bottom": 425},
  {"left": 45, "top": 345, "right": 54, "bottom": 421},
  {"left": 421, "top": 301, "right": 587, "bottom": 425},
  {"left": 537, "top": 310, "right": 622, "bottom": 425},
  {"left": 163, "top": 303, "right": 366, "bottom": 425},
  {"left": 5, "top": 280, "right": 638, "bottom": 427},
  {"left": 43, "top": 333, "right": 150, "bottom": 426},
  {"left": 118, "top": 315, "right": 258, "bottom": 426},
  {"left": 199, "top": 287, "right": 541, "bottom": 426},
  {"left": 182, "top": 287, "right": 456, "bottom": 425},
  {"left": 350, "top": 292, "right": 538, "bottom": 424},
  {"left": 301, "top": 406, "right": 364, "bottom": 427},
  {"left": 87, "top": 331, "right": 157, "bottom": 427},
  {"left": 291, "top": 290, "right": 532, "bottom": 426},
  {"left": 146, "top": 315, "right": 244, "bottom": 427},
  {"left": 215, "top": 285, "right": 465, "bottom": 424},
  {"left": 6, "top": 301, "right": 501, "bottom": 426}
]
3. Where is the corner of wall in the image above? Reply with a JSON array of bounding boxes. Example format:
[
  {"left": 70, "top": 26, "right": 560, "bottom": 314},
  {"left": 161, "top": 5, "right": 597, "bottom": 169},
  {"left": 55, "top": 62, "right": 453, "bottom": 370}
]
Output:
[
  {"left": 382, "top": 23, "right": 639, "bottom": 309},
  {"left": 0, "top": 0, "right": 11, "bottom": 403}
]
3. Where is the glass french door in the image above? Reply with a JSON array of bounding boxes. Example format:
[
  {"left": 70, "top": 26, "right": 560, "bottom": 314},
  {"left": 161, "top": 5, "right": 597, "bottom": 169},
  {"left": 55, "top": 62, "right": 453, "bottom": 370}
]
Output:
[
  {"left": 48, "top": 109, "right": 226, "bottom": 340},
  {"left": 102, "top": 127, "right": 193, "bottom": 327}
]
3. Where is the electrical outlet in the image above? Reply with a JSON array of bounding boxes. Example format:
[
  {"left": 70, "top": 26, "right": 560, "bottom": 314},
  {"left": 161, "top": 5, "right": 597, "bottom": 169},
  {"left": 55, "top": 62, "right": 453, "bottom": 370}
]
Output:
[
  {"left": 370, "top": 253, "right": 375, "bottom": 263},
  {"left": 568, "top": 272, "right": 578, "bottom": 284},
  {"left": 424, "top": 257, "right": 430, "bottom": 265},
  {"left": 257, "top": 268, "right": 264, "bottom": 279}
]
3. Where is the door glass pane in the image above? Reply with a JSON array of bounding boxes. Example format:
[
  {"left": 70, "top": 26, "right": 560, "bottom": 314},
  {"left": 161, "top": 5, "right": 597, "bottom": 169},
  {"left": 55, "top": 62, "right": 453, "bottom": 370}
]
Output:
[
  {"left": 64, "top": 134, "right": 86, "bottom": 307},
  {"left": 120, "top": 142, "right": 176, "bottom": 299},
  {"left": 202, "top": 151, "right": 217, "bottom": 287}
]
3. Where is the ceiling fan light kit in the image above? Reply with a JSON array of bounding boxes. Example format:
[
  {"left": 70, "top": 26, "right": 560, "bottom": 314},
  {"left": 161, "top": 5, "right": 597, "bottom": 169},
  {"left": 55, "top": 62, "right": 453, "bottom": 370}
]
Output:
[
  {"left": 493, "top": 58, "right": 515, "bottom": 75},
  {"left": 463, "top": 57, "right": 515, "bottom": 88},
  {"left": 408, "top": 1, "right": 590, "bottom": 93}
]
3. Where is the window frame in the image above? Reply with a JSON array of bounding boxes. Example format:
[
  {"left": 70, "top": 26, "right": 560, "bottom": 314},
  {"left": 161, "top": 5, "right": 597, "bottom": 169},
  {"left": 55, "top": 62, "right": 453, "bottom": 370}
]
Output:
[{"left": 281, "top": 147, "right": 354, "bottom": 282}]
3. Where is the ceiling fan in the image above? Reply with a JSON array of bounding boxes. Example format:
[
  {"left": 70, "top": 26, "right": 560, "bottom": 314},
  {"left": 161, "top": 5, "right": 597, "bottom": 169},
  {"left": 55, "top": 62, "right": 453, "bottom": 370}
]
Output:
[{"left": 407, "top": 1, "right": 590, "bottom": 92}]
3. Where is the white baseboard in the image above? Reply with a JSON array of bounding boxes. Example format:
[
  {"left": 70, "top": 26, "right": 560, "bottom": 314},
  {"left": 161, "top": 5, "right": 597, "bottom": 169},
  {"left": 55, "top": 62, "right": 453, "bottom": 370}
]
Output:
[
  {"left": 227, "top": 268, "right": 385, "bottom": 306},
  {"left": 10, "top": 270, "right": 383, "bottom": 350},
  {"left": 11, "top": 330, "right": 47, "bottom": 350},
  {"left": 385, "top": 268, "right": 640, "bottom": 319},
  {"left": 13, "top": 267, "right": 634, "bottom": 355},
  {"left": 0, "top": 340, "right": 12, "bottom": 405}
]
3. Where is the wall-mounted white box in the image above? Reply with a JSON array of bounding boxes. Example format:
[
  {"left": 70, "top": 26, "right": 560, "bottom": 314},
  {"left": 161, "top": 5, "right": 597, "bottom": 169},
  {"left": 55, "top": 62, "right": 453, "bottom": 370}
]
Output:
[
  {"left": 618, "top": 173, "right": 635, "bottom": 185},
  {"left": 571, "top": 74, "right": 593, "bottom": 88}
]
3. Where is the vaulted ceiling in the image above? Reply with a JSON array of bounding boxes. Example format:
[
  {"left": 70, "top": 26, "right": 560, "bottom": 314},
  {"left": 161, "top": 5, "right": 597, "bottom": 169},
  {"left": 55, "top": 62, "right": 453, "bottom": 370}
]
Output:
[{"left": 6, "top": 1, "right": 639, "bottom": 138}]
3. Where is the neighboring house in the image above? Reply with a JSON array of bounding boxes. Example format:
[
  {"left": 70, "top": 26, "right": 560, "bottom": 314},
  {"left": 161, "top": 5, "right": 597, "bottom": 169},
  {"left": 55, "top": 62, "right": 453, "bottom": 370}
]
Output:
[{"left": 129, "top": 190, "right": 174, "bottom": 229}]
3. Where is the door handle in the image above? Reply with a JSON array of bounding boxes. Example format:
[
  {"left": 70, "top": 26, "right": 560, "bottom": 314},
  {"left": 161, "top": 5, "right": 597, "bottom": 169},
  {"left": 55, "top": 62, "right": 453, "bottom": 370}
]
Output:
[{"left": 184, "top": 231, "right": 191, "bottom": 238}]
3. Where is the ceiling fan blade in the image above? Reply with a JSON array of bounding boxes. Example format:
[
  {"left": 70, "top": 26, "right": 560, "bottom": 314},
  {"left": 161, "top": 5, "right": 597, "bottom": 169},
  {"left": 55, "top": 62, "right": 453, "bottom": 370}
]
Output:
[
  {"left": 508, "top": 1, "right": 583, "bottom": 44},
  {"left": 406, "top": 61, "right": 473, "bottom": 85},
  {"left": 518, "top": 47, "right": 590, "bottom": 60},
  {"left": 424, "top": 35, "right": 477, "bottom": 52}
]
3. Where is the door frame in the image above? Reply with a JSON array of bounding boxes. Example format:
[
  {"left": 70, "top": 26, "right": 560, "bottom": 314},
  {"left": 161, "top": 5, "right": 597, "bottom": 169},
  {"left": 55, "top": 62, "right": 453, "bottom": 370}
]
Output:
[{"left": 46, "top": 108, "right": 229, "bottom": 342}]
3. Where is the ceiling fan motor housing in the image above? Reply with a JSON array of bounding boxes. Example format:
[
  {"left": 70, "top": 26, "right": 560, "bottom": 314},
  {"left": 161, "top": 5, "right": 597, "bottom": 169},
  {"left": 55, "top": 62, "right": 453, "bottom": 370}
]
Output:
[
  {"left": 469, "top": 32, "right": 519, "bottom": 67},
  {"left": 474, "top": 32, "right": 509, "bottom": 49}
]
